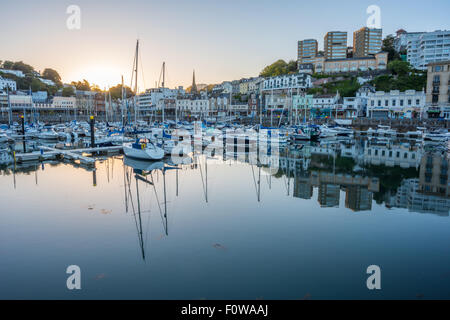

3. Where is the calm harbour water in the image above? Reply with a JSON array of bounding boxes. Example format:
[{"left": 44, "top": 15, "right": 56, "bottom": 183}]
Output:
[{"left": 1, "top": 142, "right": 449, "bottom": 300}]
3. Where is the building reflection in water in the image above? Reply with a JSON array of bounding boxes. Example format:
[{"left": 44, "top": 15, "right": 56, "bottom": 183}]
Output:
[{"left": 1, "top": 138, "right": 448, "bottom": 216}]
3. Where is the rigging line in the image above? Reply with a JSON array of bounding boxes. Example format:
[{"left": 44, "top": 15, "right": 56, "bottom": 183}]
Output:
[
  {"left": 138, "top": 47, "right": 146, "bottom": 91},
  {"left": 126, "top": 169, "right": 136, "bottom": 215},
  {"left": 198, "top": 161, "right": 207, "bottom": 201},
  {"left": 150, "top": 171, "right": 166, "bottom": 231},
  {"left": 250, "top": 164, "right": 259, "bottom": 198}
]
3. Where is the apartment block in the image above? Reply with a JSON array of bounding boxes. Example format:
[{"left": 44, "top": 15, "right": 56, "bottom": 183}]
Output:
[
  {"left": 425, "top": 60, "right": 450, "bottom": 119},
  {"left": 406, "top": 30, "right": 450, "bottom": 70},
  {"left": 324, "top": 31, "right": 347, "bottom": 60},
  {"left": 353, "top": 27, "right": 382, "bottom": 58},
  {"left": 298, "top": 39, "right": 318, "bottom": 64}
]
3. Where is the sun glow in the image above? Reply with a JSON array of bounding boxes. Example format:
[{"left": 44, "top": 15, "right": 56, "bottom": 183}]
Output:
[{"left": 69, "top": 65, "right": 126, "bottom": 89}]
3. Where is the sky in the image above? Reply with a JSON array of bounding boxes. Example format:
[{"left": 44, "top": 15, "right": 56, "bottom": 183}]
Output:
[{"left": 1, "top": 0, "right": 449, "bottom": 91}]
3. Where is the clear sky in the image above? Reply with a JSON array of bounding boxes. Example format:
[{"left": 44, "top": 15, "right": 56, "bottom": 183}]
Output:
[{"left": 1, "top": 0, "right": 449, "bottom": 91}]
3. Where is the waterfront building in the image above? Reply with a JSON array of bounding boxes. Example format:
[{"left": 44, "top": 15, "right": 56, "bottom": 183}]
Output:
[
  {"left": 176, "top": 98, "right": 210, "bottom": 117},
  {"left": 247, "top": 93, "right": 260, "bottom": 116},
  {"left": 292, "top": 94, "right": 314, "bottom": 120},
  {"left": 0, "top": 77, "right": 17, "bottom": 91},
  {"left": 425, "top": 60, "right": 450, "bottom": 119},
  {"left": 32, "top": 91, "right": 48, "bottom": 103},
  {"left": 239, "top": 77, "right": 263, "bottom": 95},
  {"left": 298, "top": 39, "right": 319, "bottom": 64},
  {"left": 312, "top": 52, "right": 387, "bottom": 74},
  {"left": 324, "top": 31, "right": 348, "bottom": 60},
  {"left": 137, "top": 87, "right": 185, "bottom": 111},
  {"left": 406, "top": 30, "right": 450, "bottom": 70},
  {"left": 353, "top": 27, "right": 382, "bottom": 58},
  {"left": 52, "top": 96, "right": 76, "bottom": 109},
  {"left": 9, "top": 94, "right": 33, "bottom": 110},
  {"left": 262, "top": 73, "right": 312, "bottom": 92},
  {"left": 367, "top": 90, "right": 426, "bottom": 119},
  {"left": 264, "top": 94, "right": 289, "bottom": 113},
  {"left": 311, "top": 93, "right": 340, "bottom": 118}
]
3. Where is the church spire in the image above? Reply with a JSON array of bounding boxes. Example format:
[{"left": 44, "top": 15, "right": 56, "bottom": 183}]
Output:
[{"left": 191, "top": 70, "right": 198, "bottom": 94}]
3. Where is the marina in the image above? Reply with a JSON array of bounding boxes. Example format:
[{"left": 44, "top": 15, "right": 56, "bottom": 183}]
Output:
[{"left": 1, "top": 119, "right": 449, "bottom": 299}]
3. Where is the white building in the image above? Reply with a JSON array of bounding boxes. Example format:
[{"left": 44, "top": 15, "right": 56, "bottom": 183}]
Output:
[
  {"left": 0, "top": 77, "right": 17, "bottom": 91},
  {"left": 212, "top": 82, "right": 233, "bottom": 94},
  {"left": 406, "top": 30, "right": 450, "bottom": 70},
  {"left": 38, "top": 78, "right": 55, "bottom": 86},
  {"left": 0, "top": 69, "right": 25, "bottom": 78},
  {"left": 367, "top": 90, "right": 426, "bottom": 119},
  {"left": 9, "top": 95, "right": 33, "bottom": 110},
  {"left": 137, "top": 87, "right": 185, "bottom": 111},
  {"left": 52, "top": 96, "right": 76, "bottom": 109},
  {"left": 262, "top": 73, "right": 312, "bottom": 92},
  {"left": 176, "top": 98, "right": 210, "bottom": 116},
  {"left": 32, "top": 91, "right": 48, "bottom": 103}
]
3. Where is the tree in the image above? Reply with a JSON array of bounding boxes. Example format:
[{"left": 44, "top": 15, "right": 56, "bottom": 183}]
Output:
[
  {"left": 62, "top": 86, "right": 75, "bottom": 97},
  {"left": 388, "top": 60, "right": 411, "bottom": 77},
  {"left": 382, "top": 35, "right": 400, "bottom": 61},
  {"left": 12, "top": 61, "right": 35, "bottom": 75},
  {"left": 31, "top": 78, "right": 44, "bottom": 92},
  {"left": 109, "top": 84, "right": 133, "bottom": 100},
  {"left": 2, "top": 60, "right": 14, "bottom": 69},
  {"left": 71, "top": 79, "right": 91, "bottom": 91},
  {"left": 260, "top": 60, "right": 289, "bottom": 77},
  {"left": 42, "top": 68, "right": 62, "bottom": 87}
]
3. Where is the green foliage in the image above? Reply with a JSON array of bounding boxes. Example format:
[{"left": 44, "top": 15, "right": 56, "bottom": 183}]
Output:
[
  {"left": 109, "top": 84, "right": 133, "bottom": 100},
  {"left": 308, "top": 77, "right": 360, "bottom": 97},
  {"left": 70, "top": 79, "right": 91, "bottom": 91},
  {"left": 62, "top": 86, "right": 75, "bottom": 97},
  {"left": 2, "top": 60, "right": 15, "bottom": 69},
  {"left": 42, "top": 68, "right": 62, "bottom": 87},
  {"left": 382, "top": 35, "right": 401, "bottom": 61},
  {"left": 387, "top": 60, "right": 410, "bottom": 77},
  {"left": 371, "top": 72, "right": 426, "bottom": 92},
  {"left": 260, "top": 59, "right": 298, "bottom": 77}
]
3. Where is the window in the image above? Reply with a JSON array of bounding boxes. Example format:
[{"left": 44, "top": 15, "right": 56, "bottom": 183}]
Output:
[
  {"left": 396, "top": 152, "right": 400, "bottom": 158},
  {"left": 432, "top": 95, "right": 439, "bottom": 103},
  {"left": 385, "top": 100, "right": 389, "bottom": 107},
  {"left": 400, "top": 100, "right": 404, "bottom": 106},
  {"left": 389, "top": 151, "right": 393, "bottom": 157},
  {"left": 392, "top": 100, "right": 396, "bottom": 106},
  {"left": 416, "top": 99, "right": 420, "bottom": 105},
  {"left": 408, "top": 99, "right": 412, "bottom": 105}
]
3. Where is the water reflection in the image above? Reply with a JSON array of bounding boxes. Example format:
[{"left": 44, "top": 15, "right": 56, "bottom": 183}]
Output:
[
  {"left": 0, "top": 137, "right": 449, "bottom": 299},
  {"left": 1, "top": 138, "right": 448, "bottom": 217}
]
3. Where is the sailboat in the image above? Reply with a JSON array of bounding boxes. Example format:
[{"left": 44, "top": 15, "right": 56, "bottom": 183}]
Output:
[{"left": 123, "top": 138, "right": 165, "bottom": 160}]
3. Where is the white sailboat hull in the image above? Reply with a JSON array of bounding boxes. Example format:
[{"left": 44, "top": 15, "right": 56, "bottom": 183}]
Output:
[{"left": 123, "top": 143, "right": 165, "bottom": 160}]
